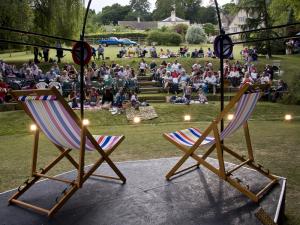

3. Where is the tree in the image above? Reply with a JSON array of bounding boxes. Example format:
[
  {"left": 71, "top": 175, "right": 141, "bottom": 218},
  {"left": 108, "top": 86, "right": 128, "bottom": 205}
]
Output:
[
  {"left": 222, "top": 2, "right": 238, "bottom": 16},
  {"left": 238, "top": 0, "right": 273, "bottom": 57},
  {"left": 196, "top": 6, "right": 218, "bottom": 24},
  {"left": 130, "top": 0, "right": 150, "bottom": 18},
  {"left": 32, "top": 0, "right": 83, "bottom": 41},
  {"left": 269, "top": 0, "right": 300, "bottom": 25},
  {"left": 0, "top": 0, "right": 34, "bottom": 49},
  {"left": 185, "top": 25, "right": 207, "bottom": 44},
  {"left": 152, "top": 0, "right": 202, "bottom": 22},
  {"left": 203, "top": 23, "right": 216, "bottom": 36},
  {"left": 99, "top": 4, "right": 131, "bottom": 25}
]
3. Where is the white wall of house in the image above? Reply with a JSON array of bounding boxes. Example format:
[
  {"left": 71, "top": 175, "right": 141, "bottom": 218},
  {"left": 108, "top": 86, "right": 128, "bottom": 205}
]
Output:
[
  {"left": 227, "top": 10, "right": 249, "bottom": 40},
  {"left": 157, "top": 21, "right": 190, "bottom": 28}
]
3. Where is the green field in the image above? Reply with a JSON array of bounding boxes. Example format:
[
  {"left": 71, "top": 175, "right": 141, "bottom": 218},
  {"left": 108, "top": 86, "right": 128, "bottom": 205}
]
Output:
[{"left": 0, "top": 102, "right": 300, "bottom": 224}]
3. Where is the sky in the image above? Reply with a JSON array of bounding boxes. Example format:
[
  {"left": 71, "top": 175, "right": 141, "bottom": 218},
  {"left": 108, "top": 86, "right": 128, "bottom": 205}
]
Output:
[{"left": 87, "top": 0, "right": 234, "bottom": 13}]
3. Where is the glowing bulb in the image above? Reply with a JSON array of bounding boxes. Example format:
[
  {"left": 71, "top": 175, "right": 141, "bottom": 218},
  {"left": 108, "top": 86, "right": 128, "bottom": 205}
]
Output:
[
  {"left": 82, "top": 119, "right": 90, "bottom": 126},
  {"left": 133, "top": 117, "right": 141, "bottom": 124},
  {"left": 184, "top": 115, "right": 191, "bottom": 121},
  {"left": 285, "top": 114, "right": 292, "bottom": 121},
  {"left": 227, "top": 114, "right": 234, "bottom": 121},
  {"left": 30, "top": 124, "right": 37, "bottom": 131}
]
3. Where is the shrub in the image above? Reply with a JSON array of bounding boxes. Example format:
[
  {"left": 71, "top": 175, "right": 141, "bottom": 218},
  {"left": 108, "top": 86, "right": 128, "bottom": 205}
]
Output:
[
  {"left": 185, "top": 25, "right": 208, "bottom": 44},
  {"left": 147, "top": 31, "right": 182, "bottom": 46},
  {"left": 173, "top": 24, "right": 189, "bottom": 36}
]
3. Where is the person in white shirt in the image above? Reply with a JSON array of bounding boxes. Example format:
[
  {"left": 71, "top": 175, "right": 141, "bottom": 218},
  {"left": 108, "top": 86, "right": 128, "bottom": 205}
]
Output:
[
  {"left": 204, "top": 72, "right": 217, "bottom": 95},
  {"left": 139, "top": 59, "right": 147, "bottom": 76}
]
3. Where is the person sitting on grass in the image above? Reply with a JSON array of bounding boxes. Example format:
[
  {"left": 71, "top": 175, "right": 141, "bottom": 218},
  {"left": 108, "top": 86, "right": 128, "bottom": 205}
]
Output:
[
  {"left": 68, "top": 90, "right": 78, "bottom": 108},
  {"left": 183, "top": 84, "right": 192, "bottom": 104},
  {"left": 139, "top": 59, "right": 147, "bottom": 76},
  {"left": 204, "top": 71, "right": 217, "bottom": 95},
  {"left": 87, "top": 87, "right": 100, "bottom": 107},
  {"left": 130, "top": 91, "right": 140, "bottom": 110},
  {"left": 198, "top": 89, "right": 208, "bottom": 104},
  {"left": 101, "top": 88, "right": 114, "bottom": 110}
]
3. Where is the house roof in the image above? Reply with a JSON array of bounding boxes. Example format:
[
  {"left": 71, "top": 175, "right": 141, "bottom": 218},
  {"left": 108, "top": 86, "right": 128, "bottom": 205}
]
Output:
[
  {"left": 118, "top": 21, "right": 158, "bottom": 30},
  {"left": 161, "top": 16, "right": 188, "bottom": 22}
]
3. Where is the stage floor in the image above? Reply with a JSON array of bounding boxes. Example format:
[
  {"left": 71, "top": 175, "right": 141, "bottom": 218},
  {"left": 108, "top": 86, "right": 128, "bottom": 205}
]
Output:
[{"left": 0, "top": 157, "right": 286, "bottom": 225}]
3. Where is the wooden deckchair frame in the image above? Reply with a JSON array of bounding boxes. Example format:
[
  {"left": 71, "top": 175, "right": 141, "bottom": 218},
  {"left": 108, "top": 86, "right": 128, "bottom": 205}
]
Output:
[
  {"left": 164, "top": 84, "right": 278, "bottom": 202},
  {"left": 9, "top": 87, "right": 126, "bottom": 217}
]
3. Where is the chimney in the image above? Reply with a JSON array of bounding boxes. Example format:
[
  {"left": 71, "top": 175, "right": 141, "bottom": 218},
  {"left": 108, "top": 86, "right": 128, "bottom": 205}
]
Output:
[
  {"left": 137, "top": 17, "right": 141, "bottom": 23},
  {"left": 171, "top": 10, "right": 176, "bottom": 22}
]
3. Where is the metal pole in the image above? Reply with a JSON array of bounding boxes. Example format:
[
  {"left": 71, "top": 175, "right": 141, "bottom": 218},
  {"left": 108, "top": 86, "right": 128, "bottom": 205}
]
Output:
[
  {"left": 214, "top": 0, "right": 224, "bottom": 132},
  {"left": 79, "top": 0, "right": 93, "bottom": 120}
]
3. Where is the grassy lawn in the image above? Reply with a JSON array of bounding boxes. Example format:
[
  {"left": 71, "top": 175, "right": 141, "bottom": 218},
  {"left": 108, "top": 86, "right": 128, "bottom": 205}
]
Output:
[
  {"left": 0, "top": 102, "right": 300, "bottom": 224},
  {"left": 0, "top": 44, "right": 243, "bottom": 63}
]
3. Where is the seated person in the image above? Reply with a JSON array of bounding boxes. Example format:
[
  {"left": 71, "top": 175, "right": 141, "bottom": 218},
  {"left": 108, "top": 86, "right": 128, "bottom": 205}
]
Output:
[
  {"left": 101, "top": 88, "right": 114, "bottom": 109},
  {"left": 130, "top": 92, "right": 140, "bottom": 110},
  {"left": 198, "top": 90, "right": 208, "bottom": 104},
  {"left": 204, "top": 71, "right": 217, "bottom": 95},
  {"left": 68, "top": 91, "right": 78, "bottom": 108},
  {"left": 87, "top": 87, "right": 100, "bottom": 106},
  {"left": 198, "top": 47, "right": 204, "bottom": 58},
  {"left": 191, "top": 49, "right": 199, "bottom": 58}
]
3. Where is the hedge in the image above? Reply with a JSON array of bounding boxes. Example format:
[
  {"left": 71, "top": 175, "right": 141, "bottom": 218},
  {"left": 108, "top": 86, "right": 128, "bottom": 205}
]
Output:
[
  {"left": 147, "top": 31, "right": 182, "bottom": 46},
  {"left": 86, "top": 32, "right": 148, "bottom": 39}
]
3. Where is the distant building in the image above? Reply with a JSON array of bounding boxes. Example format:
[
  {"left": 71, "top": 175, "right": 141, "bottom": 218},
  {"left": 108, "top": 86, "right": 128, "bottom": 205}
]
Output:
[
  {"left": 158, "top": 10, "right": 190, "bottom": 28},
  {"left": 118, "top": 11, "right": 190, "bottom": 30},
  {"left": 221, "top": 10, "right": 250, "bottom": 40},
  {"left": 118, "top": 17, "right": 157, "bottom": 30}
]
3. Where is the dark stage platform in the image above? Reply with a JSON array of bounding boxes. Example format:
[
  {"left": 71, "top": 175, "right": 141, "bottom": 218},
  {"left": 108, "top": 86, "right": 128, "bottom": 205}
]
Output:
[{"left": 0, "top": 157, "right": 286, "bottom": 225}]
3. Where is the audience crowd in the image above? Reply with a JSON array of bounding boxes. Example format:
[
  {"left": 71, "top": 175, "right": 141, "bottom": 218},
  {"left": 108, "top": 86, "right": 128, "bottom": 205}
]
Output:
[{"left": 0, "top": 46, "right": 288, "bottom": 107}]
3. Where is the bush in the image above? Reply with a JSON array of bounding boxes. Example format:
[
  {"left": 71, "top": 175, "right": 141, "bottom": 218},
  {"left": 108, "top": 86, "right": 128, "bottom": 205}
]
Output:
[
  {"left": 86, "top": 32, "right": 148, "bottom": 39},
  {"left": 147, "top": 31, "right": 182, "bottom": 46},
  {"left": 173, "top": 24, "right": 189, "bottom": 36},
  {"left": 185, "top": 25, "right": 208, "bottom": 44}
]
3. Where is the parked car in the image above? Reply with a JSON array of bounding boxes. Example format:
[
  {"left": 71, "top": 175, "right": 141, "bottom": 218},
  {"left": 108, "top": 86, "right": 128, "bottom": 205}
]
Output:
[
  {"left": 119, "top": 38, "right": 137, "bottom": 46},
  {"left": 98, "top": 37, "right": 122, "bottom": 46}
]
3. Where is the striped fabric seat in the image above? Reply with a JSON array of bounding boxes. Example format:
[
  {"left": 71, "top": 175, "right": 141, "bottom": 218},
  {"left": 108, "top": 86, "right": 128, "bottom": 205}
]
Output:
[
  {"left": 165, "top": 128, "right": 215, "bottom": 147},
  {"left": 19, "top": 95, "right": 122, "bottom": 151},
  {"left": 165, "top": 92, "right": 260, "bottom": 148}
]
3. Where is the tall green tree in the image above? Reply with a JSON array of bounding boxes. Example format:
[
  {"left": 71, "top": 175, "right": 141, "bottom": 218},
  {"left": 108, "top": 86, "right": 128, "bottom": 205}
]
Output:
[
  {"left": 152, "top": 0, "right": 202, "bottom": 22},
  {"left": 222, "top": 2, "right": 238, "bottom": 16},
  {"left": 196, "top": 6, "right": 217, "bottom": 24},
  {"left": 99, "top": 4, "right": 131, "bottom": 25},
  {"left": 269, "top": 0, "right": 300, "bottom": 25},
  {"left": 238, "top": 0, "right": 273, "bottom": 57},
  {"left": 130, "top": 0, "right": 150, "bottom": 19},
  {"left": 32, "top": 0, "right": 83, "bottom": 41},
  {"left": 0, "top": 0, "right": 34, "bottom": 49}
]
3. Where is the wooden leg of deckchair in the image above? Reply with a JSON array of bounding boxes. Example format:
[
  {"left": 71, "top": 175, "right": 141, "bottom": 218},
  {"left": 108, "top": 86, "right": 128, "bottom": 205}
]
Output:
[
  {"left": 243, "top": 122, "right": 254, "bottom": 161},
  {"left": 77, "top": 127, "right": 86, "bottom": 188},
  {"left": 166, "top": 147, "right": 194, "bottom": 180},
  {"left": 91, "top": 137, "right": 126, "bottom": 183},
  {"left": 212, "top": 123, "right": 226, "bottom": 179},
  {"left": 202, "top": 144, "right": 216, "bottom": 160},
  {"left": 9, "top": 149, "right": 73, "bottom": 204},
  {"left": 48, "top": 184, "right": 79, "bottom": 217},
  {"left": 55, "top": 145, "right": 79, "bottom": 169}
]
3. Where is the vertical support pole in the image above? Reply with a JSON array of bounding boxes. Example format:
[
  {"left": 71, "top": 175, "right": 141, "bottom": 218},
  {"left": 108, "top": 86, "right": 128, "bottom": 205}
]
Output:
[
  {"left": 220, "top": 33, "right": 224, "bottom": 133},
  {"left": 77, "top": 125, "right": 86, "bottom": 188},
  {"left": 80, "top": 37, "right": 85, "bottom": 120},
  {"left": 31, "top": 129, "right": 39, "bottom": 176},
  {"left": 214, "top": 0, "right": 225, "bottom": 134}
]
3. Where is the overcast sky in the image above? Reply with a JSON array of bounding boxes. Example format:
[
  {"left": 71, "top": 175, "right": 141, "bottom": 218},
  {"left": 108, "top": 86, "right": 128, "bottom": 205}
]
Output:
[{"left": 87, "top": 0, "right": 234, "bottom": 13}]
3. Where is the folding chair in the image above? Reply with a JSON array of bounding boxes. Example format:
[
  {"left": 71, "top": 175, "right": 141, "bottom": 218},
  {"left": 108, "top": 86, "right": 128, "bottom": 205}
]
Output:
[
  {"left": 163, "top": 84, "right": 278, "bottom": 202},
  {"left": 9, "top": 87, "right": 126, "bottom": 217}
]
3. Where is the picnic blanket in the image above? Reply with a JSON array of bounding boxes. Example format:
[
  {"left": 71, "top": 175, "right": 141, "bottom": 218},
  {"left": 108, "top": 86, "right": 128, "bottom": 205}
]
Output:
[{"left": 126, "top": 106, "right": 158, "bottom": 121}]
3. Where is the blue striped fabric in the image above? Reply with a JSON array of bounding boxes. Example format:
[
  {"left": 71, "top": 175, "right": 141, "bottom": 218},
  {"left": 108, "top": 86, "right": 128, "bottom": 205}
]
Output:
[
  {"left": 21, "top": 97, "right": 123, "bottom": 151},
  {"left": 165, "top": 92, "right": 260, "bottom": 148}
]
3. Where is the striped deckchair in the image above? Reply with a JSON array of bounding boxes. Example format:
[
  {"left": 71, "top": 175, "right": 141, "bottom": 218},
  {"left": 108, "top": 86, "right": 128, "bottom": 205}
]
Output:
[
  {"left": 163, "top": 84, "right": 278, "bottom": 202},
  {"left": 9, "top": 88, "right": 126, "bottom": 217}
]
